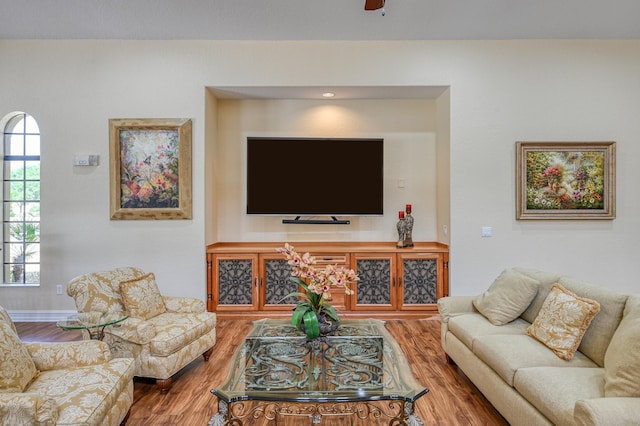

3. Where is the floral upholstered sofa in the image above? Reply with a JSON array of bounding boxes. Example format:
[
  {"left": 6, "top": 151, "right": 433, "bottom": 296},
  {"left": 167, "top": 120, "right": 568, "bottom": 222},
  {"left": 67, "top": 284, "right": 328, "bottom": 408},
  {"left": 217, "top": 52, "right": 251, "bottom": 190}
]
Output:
[
  {"left": 438, "top": 267, "right": 640, "bottom": 426},
  {"left": 67, "top": 266, "right": 217, "bottom": 391},
  {"left": 0, "top": 305, "right": 135, "bottom": 425}
]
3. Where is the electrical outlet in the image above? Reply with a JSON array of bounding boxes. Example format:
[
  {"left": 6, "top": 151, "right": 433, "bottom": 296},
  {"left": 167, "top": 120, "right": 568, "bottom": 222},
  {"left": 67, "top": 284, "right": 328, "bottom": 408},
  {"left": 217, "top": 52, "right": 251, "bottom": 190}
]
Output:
[{"left": 56, "top": 285, "right": 63, "bottom": 295}]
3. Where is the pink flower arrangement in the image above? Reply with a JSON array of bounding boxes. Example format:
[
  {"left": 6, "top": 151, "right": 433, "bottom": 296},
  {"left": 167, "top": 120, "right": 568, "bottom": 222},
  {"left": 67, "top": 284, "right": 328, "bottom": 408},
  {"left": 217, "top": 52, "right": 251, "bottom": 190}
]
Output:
[{"left": 276, "top": 243, "right": 358, "bottom": 339}]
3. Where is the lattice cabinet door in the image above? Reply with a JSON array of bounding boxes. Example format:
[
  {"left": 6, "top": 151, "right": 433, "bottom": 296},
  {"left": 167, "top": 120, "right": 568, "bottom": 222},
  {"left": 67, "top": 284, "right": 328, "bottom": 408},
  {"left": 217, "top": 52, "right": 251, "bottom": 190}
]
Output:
[
  {"left": 260, "top": 254, "right": 298, "bottom": 311},
  {"left": 398, "top": 253, "right": 443, "bottom": 310},
  {"left": 351, "top": 253, "right": 397, "bottom": 311},
  {"left": 211, "top": 254, "right": 259, "bottom": 311}
]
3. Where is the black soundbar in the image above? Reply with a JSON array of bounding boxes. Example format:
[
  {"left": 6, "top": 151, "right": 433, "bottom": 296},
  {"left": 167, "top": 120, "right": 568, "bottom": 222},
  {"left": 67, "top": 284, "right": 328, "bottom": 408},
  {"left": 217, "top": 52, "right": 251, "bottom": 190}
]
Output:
[{"left": 282, "top": 216, "right": 351, "bottom": 225}]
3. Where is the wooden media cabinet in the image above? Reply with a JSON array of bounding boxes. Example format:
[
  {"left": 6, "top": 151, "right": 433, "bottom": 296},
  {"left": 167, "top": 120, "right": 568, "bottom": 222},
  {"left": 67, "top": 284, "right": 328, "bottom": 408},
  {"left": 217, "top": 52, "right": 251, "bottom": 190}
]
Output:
[{"left": 206, "top": 241, "right": 449, "bottom": 320}]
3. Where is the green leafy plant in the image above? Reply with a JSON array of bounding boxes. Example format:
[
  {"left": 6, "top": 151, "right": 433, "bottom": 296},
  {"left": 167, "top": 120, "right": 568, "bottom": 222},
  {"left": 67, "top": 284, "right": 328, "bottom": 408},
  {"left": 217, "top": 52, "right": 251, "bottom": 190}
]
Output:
[{"left": 277, "top": 243, "right": 358, "bottom": 340}]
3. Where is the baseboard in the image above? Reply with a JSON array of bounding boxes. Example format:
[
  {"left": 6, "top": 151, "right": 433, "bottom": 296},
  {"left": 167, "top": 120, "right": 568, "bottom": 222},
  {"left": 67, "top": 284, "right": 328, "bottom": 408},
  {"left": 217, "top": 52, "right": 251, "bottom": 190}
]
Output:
[{"left": 8, "top": 310, "right": 77, "bottom": 322}]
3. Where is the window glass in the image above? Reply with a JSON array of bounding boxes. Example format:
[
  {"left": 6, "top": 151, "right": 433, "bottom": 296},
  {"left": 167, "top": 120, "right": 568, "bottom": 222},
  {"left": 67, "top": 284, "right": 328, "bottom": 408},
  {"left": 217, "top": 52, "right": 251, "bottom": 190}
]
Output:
[{"left": 2, "top": 112, "right": 40, "bottom": 284}]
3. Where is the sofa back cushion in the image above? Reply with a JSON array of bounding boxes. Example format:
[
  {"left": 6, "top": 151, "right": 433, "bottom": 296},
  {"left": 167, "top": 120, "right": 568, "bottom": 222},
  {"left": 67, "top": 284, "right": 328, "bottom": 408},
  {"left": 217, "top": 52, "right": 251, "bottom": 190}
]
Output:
[
  {"left": 67, "top": 267, "right": 146, "bottom": 313},
  {"left": 558, "top": 276, "right": 627, "bottom": 367},
  {"left": 604, "top": 295, "right": 640, "bottom": 397},
  {"left": 0, "top": 319, "right": 38, "bottom": 392},
  {"left": 514, "top": 267, "right": 563, "bottom": 323}
]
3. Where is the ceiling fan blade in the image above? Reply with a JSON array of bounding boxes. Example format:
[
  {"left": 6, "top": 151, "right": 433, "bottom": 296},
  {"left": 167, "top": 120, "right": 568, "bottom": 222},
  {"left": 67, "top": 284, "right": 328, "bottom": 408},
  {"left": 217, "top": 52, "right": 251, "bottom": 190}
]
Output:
[{"left": 364, "top": 0, "right": 385, "bottom": 11}]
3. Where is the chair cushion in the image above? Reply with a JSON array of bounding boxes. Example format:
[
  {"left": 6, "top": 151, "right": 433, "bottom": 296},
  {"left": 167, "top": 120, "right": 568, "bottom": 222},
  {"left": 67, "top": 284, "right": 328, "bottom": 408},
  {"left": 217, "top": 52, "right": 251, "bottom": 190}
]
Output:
[
  {"left": 473, "top": 268, "right": 539, "bottom": 325},
  {"left": 67, "top": 266, "right": 146, "bottom": 313},
  {"left": 604, "top": 295, "right": 640, "bottom": 397},
  {"left": 25, "top": 358, "right": 134, "bottom": 425},
  {"left": 0, "top": 321, "right": 38, "bottom": 393},
  {"left": 527, "top": 283, "right": 600, "bottom": 360},
  {"left": 148, "top": 312, "right": 217, "bottom": 357},
  {"left": 120, "top": 272, "right": 167, "bottom": 320}
]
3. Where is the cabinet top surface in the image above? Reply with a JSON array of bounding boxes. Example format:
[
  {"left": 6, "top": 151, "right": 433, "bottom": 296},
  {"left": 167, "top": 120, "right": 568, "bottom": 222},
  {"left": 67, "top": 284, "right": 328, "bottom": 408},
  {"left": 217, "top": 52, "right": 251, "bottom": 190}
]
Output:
[{"left": 207, "top": 241, "right": 448, "bottom": 254}]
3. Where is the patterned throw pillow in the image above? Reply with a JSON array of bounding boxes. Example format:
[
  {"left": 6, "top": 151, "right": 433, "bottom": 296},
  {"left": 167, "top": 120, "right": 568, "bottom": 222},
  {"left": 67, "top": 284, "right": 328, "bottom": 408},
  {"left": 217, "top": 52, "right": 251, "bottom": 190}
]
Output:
[
  {"left": 473, "top": 268, "right": 539, "bottom": 325},
  {"left": 527, "top": 283, "right": 600, "bottom": 360},
  {"left": 120, "top": 272, "right": 167, "bottom": 320},
  {"left": 0, "top": 321, "right": 39, "bottom": 392}
]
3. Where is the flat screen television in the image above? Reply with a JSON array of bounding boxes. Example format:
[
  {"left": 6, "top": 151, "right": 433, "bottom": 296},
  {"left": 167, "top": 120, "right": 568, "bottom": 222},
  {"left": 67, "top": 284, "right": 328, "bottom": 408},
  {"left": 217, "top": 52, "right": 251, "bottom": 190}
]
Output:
[{"left": 246, "top": 137, "right": 384, "bottom": 217}]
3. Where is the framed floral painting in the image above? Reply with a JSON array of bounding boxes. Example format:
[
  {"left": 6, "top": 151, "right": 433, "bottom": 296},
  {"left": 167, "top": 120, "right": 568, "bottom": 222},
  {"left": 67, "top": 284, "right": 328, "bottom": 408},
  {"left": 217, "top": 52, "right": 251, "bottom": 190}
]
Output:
[
  {"left": 109, "top": 118, "right": 192, "bottom": 220},
  {"left": 516, "top": 141, "right": 616, "bottom": 220}
]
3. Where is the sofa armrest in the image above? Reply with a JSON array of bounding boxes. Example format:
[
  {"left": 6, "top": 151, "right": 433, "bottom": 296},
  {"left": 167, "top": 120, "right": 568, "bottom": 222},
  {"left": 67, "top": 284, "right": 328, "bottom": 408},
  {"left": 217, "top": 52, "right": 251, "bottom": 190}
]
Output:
[
  {"left": 437, "top": 296, "right": 477, "bottom": 323},
  {"left": 163, "top": 295, "right": 205, "bottom": 313},
  {"left": 107, "top": 317, "right": 156, "bottom": 345},
  {"left": 0, "top": 392, "right": 58, "bottom": 424},
  {"left": 25, "top": 340, "right": 111, "bottom": 370},
  {"left": 574, "top": 397, "right": 640, "bottom": 426}
]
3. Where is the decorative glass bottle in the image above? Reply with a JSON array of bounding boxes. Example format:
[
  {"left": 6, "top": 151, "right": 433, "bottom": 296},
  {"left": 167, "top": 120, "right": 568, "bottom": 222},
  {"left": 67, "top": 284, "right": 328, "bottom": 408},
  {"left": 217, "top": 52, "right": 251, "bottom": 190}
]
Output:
[
  {"left": 404, "top": 204, "right": 414, "bottom": 247},
  {"left": 396, "top": 211, "right": 406, "bottom": 248}
]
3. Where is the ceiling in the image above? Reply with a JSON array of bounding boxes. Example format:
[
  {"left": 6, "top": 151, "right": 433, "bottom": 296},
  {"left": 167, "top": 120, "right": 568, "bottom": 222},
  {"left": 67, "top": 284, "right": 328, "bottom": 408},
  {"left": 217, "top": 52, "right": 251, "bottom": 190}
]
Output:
[{"left": 2, "top": 0, "right": 640, "bottom": 41}]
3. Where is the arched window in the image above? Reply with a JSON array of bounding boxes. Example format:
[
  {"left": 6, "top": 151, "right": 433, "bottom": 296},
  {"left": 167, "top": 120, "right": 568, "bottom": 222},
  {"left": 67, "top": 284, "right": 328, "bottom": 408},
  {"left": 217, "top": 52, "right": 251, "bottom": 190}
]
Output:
[{"left": 2, "top": 112, "right": 40, "bottom": 284}]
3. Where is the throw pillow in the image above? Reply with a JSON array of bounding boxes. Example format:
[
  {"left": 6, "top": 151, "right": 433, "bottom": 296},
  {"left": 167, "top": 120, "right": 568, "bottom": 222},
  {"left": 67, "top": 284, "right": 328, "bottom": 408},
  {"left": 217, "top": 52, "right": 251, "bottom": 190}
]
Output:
[
  {"left": 604, "top": 295, "right": 640, "bottom": 397},
  {"left": 120, "top": 272, "right": 166, "bottom": 320},
  {"left": 0, "top": 321, "right": 39, "bottom": 392},
  {"left": 473, "top": 268, "right": 539, "bottom": 325},
  {"left": 527, "top": 283, "right": 600, "bottom": 360}
]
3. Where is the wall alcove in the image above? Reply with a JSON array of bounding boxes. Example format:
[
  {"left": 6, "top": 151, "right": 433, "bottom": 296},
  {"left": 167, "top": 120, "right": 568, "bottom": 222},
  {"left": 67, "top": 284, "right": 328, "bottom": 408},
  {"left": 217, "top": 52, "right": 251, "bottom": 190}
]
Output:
[{"left": 204, "top": 85, "right": 451, "bottom": 246}]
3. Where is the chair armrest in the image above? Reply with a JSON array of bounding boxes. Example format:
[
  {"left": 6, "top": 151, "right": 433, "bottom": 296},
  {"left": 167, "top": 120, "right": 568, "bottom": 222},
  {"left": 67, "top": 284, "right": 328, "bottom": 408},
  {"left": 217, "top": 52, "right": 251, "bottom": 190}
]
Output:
[
  {"left": 574, "top": 397, "right": 640, "bottom": 426},
  {"left": 0, "top": 392, "right": 58, "bottom": 424},
  {"left": 163, "top": 295, "right": 205, "bottom": 313},
  {"left": 437, "top": 296, "right": 478, "bottom": 323},
  {"left": 107, "top": 317, "right": 156, "bottom": 345},
  {"left": 25, "top": 340, "right": 111, "bottom": 370}
]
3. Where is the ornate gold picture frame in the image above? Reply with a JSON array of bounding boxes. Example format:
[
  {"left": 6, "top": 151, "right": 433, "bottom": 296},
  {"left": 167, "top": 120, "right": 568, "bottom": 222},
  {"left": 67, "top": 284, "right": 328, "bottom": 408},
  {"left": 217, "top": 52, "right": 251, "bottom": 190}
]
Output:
[
  {"left": 109, "top": 118, "right": 192, "bottom": 220},
  {"left": 516, "top": 141, "right": 616, "bottom": 220}
]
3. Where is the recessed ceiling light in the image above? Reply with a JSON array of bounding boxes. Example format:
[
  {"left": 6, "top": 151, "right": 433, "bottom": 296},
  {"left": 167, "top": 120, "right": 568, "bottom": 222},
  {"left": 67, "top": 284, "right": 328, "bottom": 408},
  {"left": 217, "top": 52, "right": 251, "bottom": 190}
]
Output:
[{"left": 322, "top": 92, "right": 335, "bottom": 98}]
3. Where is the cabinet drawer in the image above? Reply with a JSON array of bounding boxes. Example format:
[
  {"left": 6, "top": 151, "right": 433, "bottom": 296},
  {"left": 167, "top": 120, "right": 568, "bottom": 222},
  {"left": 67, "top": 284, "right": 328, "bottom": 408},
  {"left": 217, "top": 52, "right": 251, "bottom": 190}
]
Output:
[{"left": 313, "top": 254, "right": 349, "bottom": 266}]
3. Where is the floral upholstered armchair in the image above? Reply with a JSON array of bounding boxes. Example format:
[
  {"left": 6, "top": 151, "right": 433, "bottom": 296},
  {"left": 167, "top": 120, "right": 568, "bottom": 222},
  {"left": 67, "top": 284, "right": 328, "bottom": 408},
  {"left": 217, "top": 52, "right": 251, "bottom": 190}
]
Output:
[
  {"left": 0, "top": 305, "right": 135, "bottom": 425},
  {"left": 67, "top": 266, "right": 217, "bottom": 392}
]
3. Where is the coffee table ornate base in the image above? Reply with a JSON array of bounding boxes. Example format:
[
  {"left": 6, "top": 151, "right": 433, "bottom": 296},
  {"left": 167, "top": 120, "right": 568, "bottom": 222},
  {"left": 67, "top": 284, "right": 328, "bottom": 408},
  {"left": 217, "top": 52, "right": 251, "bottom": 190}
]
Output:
[
  {"left": 208, "top": 399, "right": 424, "bottom": 426},
  {"left": 211, "top": 319, "right": 428, "bottom": 426}
]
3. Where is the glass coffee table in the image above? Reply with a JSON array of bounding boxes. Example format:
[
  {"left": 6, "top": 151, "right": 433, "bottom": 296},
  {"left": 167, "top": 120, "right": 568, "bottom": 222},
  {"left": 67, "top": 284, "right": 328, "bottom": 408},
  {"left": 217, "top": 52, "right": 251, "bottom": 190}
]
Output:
[
  {"left": 56, "top": 311, "right": 128, "bottom": 340},
  {"left": 210, "top": 319, "right": 427, "bottom": 426}
]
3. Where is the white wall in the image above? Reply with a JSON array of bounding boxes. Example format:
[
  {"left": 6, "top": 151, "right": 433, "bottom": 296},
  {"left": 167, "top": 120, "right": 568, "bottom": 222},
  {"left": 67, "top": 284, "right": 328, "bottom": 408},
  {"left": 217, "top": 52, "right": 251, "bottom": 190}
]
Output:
[{"left": 1, "top": 40, "right": 639, "bottom": 316}]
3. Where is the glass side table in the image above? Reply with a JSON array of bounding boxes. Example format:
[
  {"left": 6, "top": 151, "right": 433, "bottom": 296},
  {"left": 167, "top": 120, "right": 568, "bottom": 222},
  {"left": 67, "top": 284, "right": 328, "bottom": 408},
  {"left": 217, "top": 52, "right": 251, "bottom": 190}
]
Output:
[{"left": 57, "top": 311, "right": 128, "bottom": 340}]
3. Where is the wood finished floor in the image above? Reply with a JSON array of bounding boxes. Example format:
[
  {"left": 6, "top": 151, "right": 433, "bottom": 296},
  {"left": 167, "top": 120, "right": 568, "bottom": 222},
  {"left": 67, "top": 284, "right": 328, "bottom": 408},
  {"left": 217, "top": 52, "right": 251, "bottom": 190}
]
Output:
[{"left": 15, "top": 318, "right": 508, "bottom": 426}]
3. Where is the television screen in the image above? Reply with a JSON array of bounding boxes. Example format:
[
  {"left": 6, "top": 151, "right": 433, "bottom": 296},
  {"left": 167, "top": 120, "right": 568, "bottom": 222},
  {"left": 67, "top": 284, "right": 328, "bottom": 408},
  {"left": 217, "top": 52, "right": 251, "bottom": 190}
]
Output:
[{"left": 247, "top": 137, "right": 384, "bottom": 216}]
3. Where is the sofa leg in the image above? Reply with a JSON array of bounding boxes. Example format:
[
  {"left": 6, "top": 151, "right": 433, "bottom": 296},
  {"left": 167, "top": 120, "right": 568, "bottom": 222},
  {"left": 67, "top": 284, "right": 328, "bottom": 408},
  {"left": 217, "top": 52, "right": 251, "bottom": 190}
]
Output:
[
  {"left": 203, "top": 347, "right": 214, "bottom": 361},
  {"left": 446, "top": 354, "right": 456, "bottom": 365},
  {"left": 156, "top": 377, "right": 172, "bottom": 392}
]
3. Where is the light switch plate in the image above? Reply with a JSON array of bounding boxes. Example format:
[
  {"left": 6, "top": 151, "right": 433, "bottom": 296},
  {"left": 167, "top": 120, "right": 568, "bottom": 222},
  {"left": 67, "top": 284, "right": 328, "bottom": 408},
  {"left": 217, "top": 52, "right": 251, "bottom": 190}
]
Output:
[{"left": 73, "top": 154, "right": 99, "bottom": 166}]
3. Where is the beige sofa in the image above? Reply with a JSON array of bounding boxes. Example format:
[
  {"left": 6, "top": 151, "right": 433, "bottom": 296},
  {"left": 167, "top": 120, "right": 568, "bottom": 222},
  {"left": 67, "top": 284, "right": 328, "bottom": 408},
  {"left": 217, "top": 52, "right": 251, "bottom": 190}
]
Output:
[
  {"left": 67, "top": 266, "right": 217, "bottom": 391},
  {"left": 0, "top": 305, "right": 135, "bottom": 425},
  {"left": 438, "top": 267, "right": 640, "bottom": 426}
]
